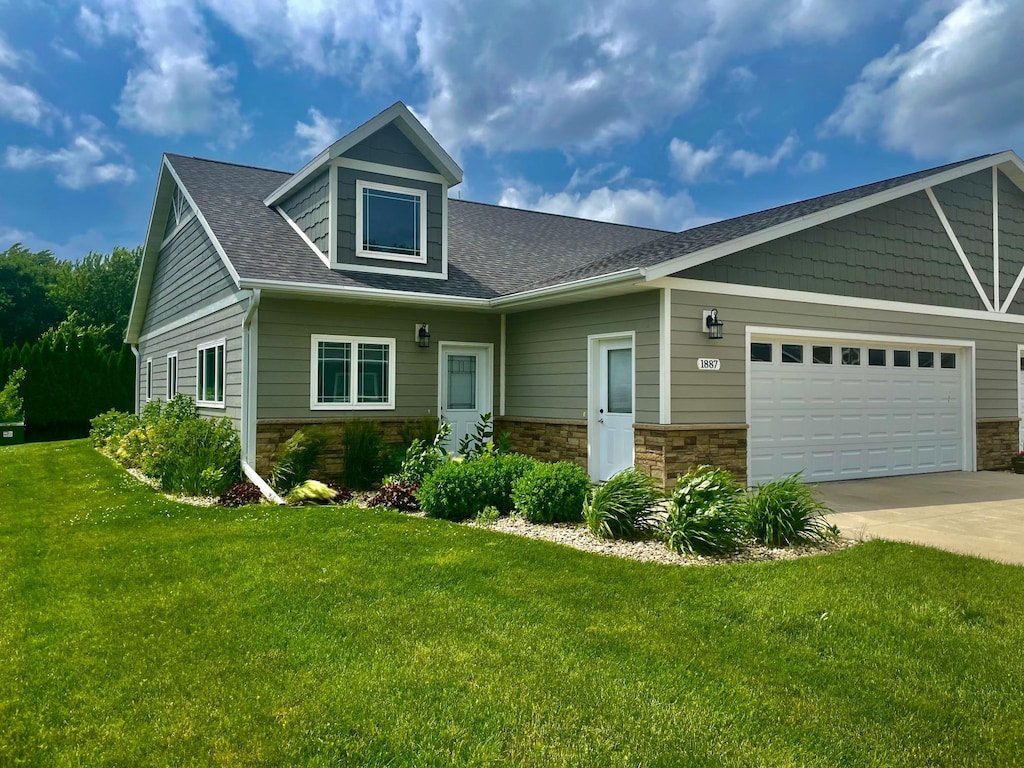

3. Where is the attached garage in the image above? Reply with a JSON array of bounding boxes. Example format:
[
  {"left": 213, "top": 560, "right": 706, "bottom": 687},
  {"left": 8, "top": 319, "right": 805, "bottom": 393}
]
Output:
[{"left": 747, "top": 329, "right": 973, "bottom": 484}]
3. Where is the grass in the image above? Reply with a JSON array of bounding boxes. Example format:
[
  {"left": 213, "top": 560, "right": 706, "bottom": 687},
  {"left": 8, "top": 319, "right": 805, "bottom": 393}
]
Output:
[{"left": 1, "top": 441, "right": 1023, "bottom": 766}]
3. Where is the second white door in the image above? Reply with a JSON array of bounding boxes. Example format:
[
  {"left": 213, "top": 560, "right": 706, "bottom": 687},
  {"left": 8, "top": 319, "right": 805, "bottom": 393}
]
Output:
[{"left": 439, "top": 343, "right": 492, "bottom": 452}]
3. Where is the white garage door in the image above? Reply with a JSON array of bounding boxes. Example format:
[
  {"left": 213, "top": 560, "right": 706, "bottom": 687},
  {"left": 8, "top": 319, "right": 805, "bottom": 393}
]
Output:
[{"left": 749, "top": 336, "right": 965, "bottom": 484}]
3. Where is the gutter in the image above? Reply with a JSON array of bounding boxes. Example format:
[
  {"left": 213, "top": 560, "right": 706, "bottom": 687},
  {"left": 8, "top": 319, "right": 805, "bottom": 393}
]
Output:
[{"left": 239, "top": 288, "right": 283, "bottom": 505}]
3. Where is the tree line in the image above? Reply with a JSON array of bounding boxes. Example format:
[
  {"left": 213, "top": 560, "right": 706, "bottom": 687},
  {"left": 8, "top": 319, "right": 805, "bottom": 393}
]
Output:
[{"left": 0, "top": 243, "right": 140, "bottom": 439}]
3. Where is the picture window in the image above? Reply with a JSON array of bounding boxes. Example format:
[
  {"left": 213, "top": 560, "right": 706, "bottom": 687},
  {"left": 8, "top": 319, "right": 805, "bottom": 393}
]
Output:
[{"left": 356, "top": 180, "right": 427, "bottom": 263}]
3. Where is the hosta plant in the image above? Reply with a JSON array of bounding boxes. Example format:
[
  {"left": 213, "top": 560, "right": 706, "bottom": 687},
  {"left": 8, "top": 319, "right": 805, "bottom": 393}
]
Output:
[
  {"left": 661, "top": 465, "right": 744, "bottom": 555},
  {"left": 584, "top": 468, "right": 663, "bottom": 539},
  {"left": 743, "top": 474, "right": 839, "bottom": 546}
]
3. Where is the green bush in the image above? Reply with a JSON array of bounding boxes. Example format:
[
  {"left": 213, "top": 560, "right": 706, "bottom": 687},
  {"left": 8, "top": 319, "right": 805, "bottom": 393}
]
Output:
[
  {"left": 89, "top": 408, "right": 139, "bottom": 448},
  {"left": 0, "top": 368, "right": 26, "bottom": 423},
  {"left": 662, "top": 465, "right": 744, "bottom": 555},
  {"left": 161, "top": 393, "right": 198, "bottom": 424},
  {"left": 457, "top": 412, "right": 512, "bottom": 459},
  {"left": 343, "top": 420, "right": 384, "bottom": 490},
  {"left": 512, "top": 461, "right": 590, "bottom": 524},
  {"left": 390, "top": 421, "right": 452, "bottom": 486},
  {"left": 115, "top": 426, "right": 149, "bottom": 469},
  {"left": 473, "top": 453, "right": 538, "bottom": 515},
  {"left": 584, "top": 468, "right": 663, "bottom": 539},
  {"left": 140, "top": 398, "right": 163, "bottom": 425},
  {"left": 270, "top": 428, "right": 329, "bottom": 493},
  {"left": 744, "top": 474, "right": 839, "bottom": 546},
  {"left": 141, "top": 416, "right": 240, "bottom": 496},
  {"left": 417, "top": 460, "right": 483, "bottom": 521}
]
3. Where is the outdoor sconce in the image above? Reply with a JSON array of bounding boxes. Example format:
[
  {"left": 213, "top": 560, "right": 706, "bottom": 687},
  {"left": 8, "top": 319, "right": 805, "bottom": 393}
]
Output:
[
  {"left": 704, "top": 308, "right": 724, "bottom": 340},
  {"left": 415, "top": 323, "right": 431, "bottom": 348}
]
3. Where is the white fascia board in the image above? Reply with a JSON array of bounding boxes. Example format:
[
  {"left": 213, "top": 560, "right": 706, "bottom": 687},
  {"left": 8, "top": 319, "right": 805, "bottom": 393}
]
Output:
[
  {"left": 163, "top": 158, "right": 241, "bottom": 288},
  {"left": 490, "top": 268, "right": 644, "bottom": 310},
  {"left": 652, "top": 276, "right": 1024, "bottom": 326},
  {"left": 237, "top": 278, "right": 490, "bottom": 308},
  {"left": 263, "top": 102, "right": 462, "bottom": 207},
  {"left": 644, "top": 151, "right": 1024, "bottom": 281}
]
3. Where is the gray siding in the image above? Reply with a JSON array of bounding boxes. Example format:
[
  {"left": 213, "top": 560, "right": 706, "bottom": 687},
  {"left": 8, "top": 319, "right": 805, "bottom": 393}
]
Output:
[
  {"left": 669, "top": 289, "right": 1021, "bottom": 424},
  {"left": 143, "top": 215, "right": 237, "bottom": 330},
  {"left": 137, "top": 301, "right": 247, "bottom": 430},
  {"left": 336, "top": 168, "right": 444, "bottom": 275},
  {"left": 505, "top": 292, "right": 660, "bottom": 423},
  {"left": 931, "top": 170, "right": 993, "bottom": 302},
  {"left": 681, "top": 189, "right": 986, "bottom": 310},
  {"left": 341, "top": 122, "right": 437, "bottom": 174},
  {"left": 281, "top": 171, "right": 330, "bottom": 254},
  {"left": 257, "top": 298, "right": 499, "bottom": 419},
  {"left": 999, "top": 172, "right": 1024, "bottom": 313}
]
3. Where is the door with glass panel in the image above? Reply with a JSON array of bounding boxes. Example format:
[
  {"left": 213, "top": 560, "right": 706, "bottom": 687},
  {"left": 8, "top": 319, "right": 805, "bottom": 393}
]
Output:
[
  {"left": 594, "top": 337, "right": 635, "bottom": 480},
  {"left": 438, "top": 343, "right": 492, "bottom": 453}
]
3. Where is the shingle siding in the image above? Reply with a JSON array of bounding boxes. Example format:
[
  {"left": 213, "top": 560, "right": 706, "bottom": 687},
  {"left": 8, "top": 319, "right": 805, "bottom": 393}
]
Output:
[
  {"left": 341, "top": 122, "right": 437, "bottom": 174},
  {"left": 143, "top": 214, "right": 237, "bottom": 330},
  {"left": 280, "top": 171, "right": 330, "bottom": 255},
  {"left": 999, "top": 172, "right": 1024, "bottom": 314},
  {"left": 931, "top": 170, "right": 994, "bottom": 302}
]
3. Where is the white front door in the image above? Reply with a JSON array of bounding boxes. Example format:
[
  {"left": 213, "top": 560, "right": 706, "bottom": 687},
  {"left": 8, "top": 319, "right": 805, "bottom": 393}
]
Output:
[
  {"left": 592, "top": 336, "right": 635, "bottom": 480},
  {"left": 439, "top": 343, "right": 492, "bottom": 453}
]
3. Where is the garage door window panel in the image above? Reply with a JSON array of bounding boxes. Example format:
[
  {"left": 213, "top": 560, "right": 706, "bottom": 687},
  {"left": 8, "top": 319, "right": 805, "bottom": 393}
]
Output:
[
  {"left": 868, "top": 348, "right": 886, "bottom": 366},
  {"left": 894, "top": 350, "right": 911, "bottom": 367},
  {"left": 812, "top": 346, "right": 833, "bottom": 365},
  {"left": 781, "top": 344, "right": 803, "bottom": 364},
  {"left": 842, "top": 347, "right": 861, "bottom": 365},
  {"left": 941, "top": 352, "right": 956, "bottom": 369},
  {"left": 750, "top": 342, "right": 772, "bottom": 362},
  {"left": 918, "top": 351, "right": 934, "bottom": 368}
]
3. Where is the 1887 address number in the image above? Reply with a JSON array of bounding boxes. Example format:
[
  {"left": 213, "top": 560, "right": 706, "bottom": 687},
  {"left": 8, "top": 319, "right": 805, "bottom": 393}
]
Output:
[{"left": 697, "top": 358, "right": 721, "bottom": 370}]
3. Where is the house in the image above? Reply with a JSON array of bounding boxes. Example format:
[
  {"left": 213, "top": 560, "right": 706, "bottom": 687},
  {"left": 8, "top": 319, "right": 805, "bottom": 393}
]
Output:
[{"left": 126, "top": 101, "right": 1024, "bottom": 497}]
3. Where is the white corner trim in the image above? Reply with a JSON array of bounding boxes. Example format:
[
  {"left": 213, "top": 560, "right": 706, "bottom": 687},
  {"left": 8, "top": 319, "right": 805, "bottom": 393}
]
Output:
[
  {"left": 651, "top": 276, "right": 1024, "bottom": 326},
  {"left": 925, "top": 186, "right": 995, "bottom": 312},
  {"left": 163, "top": 159, "right": 241, "bottom": 287},
  {"left": 499, "top": 313, "right": 507, "bottom": 417},
  {"left": 334, "top": 157, "right": 447, "bottom": 185},
  {"left": 659, "top": 287, "right": 672, "bottom": 424},
  {"left": 993, "top": 167, "right": 1001, "bottom": 310},
  {"left": 137, "top": 292, "right": 249, "bottom": 342},
  {"left": 276, "top": 205, "right": 330, "bottom": 267},
  {"left": 328, "top": 164, "right": 338, "bottom": 264},
  {"left": 441, "top": 183, "right": 449, "bottom": 280}
]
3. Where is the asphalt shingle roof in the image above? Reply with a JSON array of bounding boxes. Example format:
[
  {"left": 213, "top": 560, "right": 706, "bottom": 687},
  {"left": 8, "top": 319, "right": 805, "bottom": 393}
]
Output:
[{"left": 167, "top": 152, "right": 993, "bottom": 300}]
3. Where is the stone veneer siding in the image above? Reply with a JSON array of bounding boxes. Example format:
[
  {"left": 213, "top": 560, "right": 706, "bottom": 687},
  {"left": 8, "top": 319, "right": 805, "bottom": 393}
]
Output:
[
  {"left": 256, "top": 418, "right": 436, "bottom": 479},
  {"left": 634, "top": 424, "right": 748, "bottom": 487},
  {"left": 494, "top": 416, "right": 588, "bottom": 469},
  {"left": 976, "top": 418, "right": 1019, "bottom": 470}
]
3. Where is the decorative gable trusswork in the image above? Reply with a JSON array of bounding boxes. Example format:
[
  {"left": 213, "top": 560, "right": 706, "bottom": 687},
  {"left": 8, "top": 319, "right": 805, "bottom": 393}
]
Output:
[{"left": 164, "top": 186, "right": 195, "bottom": 242}]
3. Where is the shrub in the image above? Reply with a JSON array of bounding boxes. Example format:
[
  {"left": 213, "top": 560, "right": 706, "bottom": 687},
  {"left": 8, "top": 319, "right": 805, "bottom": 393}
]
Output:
[
  {"left": 744, "top": 474, "right": 839, "bottom": 546},
  {"left": 661, "top": 465, "right": 744, "bottom": 555},
  {"left": 367, "top": 481, "right": 420, "bottom": 512},
  {"left": 473, "top": 453, "right": 538, "bottom": 515},
  {"left": 343, "top": 420, "right": 384, "bottom": 490},
  {"left": 90, "top": 408, "right": 139, "bottom": 448},
  {"left": 512, "top": 461, "right": 590, "bottom": 524},
  {"left": 140, "top": 398, "right": 163, "bottom": 425},
  {"left": 0, "top": 368, "right": 26, "bottom": 423},
  {"left": 458, "top": 412, "right": 512, "bottom": 459},
  {"left": 161, "top": 393, "right": 198, "bottom": 424},
  {"left": 270, "top": 428, "right": 329, "bottom": 493},
  {"left": 584, "top": 468, "right": 663, "bottom": 539},
  {"left": 115, "top": 426, "right": 149, "bottom": 468},
  {"left": 218, "top": 482, "right": 264, "bottom": 508},
  {"left": 417, "top": 460, "right": 485, "bottom": 521},
  {"left": 141, "top": 416, "right": 240, "bottom": 496},
  {"left": 286, "top": 480, "right": 339, "bottom": 505},
  {"left": 390, "top": 421, "right": 452, "bottom": 486}
]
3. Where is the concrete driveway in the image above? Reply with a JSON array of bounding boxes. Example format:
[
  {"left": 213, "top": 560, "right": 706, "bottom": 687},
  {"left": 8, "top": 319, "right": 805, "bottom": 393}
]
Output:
[{"left": 819, "top": 472, "right": 1024, "bottom": 566}]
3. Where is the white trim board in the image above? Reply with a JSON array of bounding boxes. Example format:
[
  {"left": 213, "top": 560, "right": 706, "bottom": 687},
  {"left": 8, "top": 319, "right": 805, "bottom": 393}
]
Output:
[
  {"left": 924, "top": 187, "right": 994, "bottom": 312},
  {"left": 277, "top": 206, "right": 330, "bottom": 267},
  {"left": 137, "top": 292, "right": 249, "bottom": 342},
  {"left": 993, "top": 167, "right": 1000, "bottom": 308},
  {"left": 238, "top": 278, "right": 489, "bottom": 308},
  {"left": 651, "top": 277, "right": 1024, "bottom": 326},
  {"left": 659, "top": 288, "right": 672, "bottom": 424},
  {"left": 334, "top": 157, "right": 447, "bottom": 185}
]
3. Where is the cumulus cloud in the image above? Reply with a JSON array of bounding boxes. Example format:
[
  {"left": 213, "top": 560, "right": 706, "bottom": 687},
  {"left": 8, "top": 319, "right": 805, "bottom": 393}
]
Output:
[
  {"left": 796, "top": 150, "right": 827, "bottom": 173},
  {"left": 4, "top": 118, "right": 136, "bottom": 189},
  {"left": 669, "top": 139, "right": 723, "bottom": 182},
  {"left": 295, "top": 108, "right": 342, "bottom": 161},
  {"left": 0, "top": 75, "right": 52, "bottom": 127},
  {"left": 728, "top": 133, "right": 799, "bottom": 176},
  {"left": 825, "top": 0, "right": 1024, "bottom": 158}
]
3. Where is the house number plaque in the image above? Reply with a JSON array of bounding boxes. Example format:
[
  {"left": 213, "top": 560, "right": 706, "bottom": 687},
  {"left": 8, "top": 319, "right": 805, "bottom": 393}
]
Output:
[{"left": 697, "top": 358, "right": 721, "bottom": 370}]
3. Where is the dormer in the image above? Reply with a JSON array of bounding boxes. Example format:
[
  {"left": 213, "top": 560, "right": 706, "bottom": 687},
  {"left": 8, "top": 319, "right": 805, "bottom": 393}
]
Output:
[{"left": 265, "top": 102, "right": 462, "bottom": 281}]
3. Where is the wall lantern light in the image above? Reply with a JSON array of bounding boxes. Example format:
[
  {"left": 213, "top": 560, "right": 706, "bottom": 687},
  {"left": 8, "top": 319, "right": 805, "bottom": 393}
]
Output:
[
  {"left": 704, "top": 308, "right": 724, "bottom": 340},
  {"left": 416, "top": 323, "right": 431, "bottom": 348}
]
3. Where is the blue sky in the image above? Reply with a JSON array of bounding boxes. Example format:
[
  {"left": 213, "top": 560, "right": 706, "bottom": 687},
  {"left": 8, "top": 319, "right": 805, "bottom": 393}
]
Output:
[{"left": 1, "top": 0, "right": 1021, "bottom": 260}]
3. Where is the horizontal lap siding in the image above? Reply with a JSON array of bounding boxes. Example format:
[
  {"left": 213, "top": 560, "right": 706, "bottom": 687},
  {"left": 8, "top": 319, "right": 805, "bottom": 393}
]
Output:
[
  {"left": 144, "top": 216, "right": 237, "bottom": 329},
  {"left": 137, "top": 302, "right": 246, "bottom": 429},
  {"left": 505, "top": 291, "right": 660, "bottom": 423},
  {"left": 670, "top": 290, "right": 1021, "bottom": 424},
  {"left": 257, "top": 298, "right": 499, "bottom": 420}
]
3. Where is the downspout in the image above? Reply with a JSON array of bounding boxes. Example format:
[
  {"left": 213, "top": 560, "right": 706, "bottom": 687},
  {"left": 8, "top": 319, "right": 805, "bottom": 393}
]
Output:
[
  {"left": 240, "top": 288, "right": 283, "bottom": 504},
  {"left": 131, "top": 344, "right": 140, "bottom": 415}
]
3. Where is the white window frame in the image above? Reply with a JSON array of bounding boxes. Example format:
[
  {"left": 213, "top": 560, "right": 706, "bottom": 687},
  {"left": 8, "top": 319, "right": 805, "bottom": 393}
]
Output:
[
  {"left": 145, "top": 358, "right": 153, "bottom": 401},
  {"left": 166, "top": 352, "right": 178, "bottom": 399},
  {"left": 310, "top": 334, "right": 396, "bottom": 411},
  {"left": 196, "top": 339, "right": 226, "bottom": 409},
  {"left": 355, "top": 179, "right": 428, "bottom": 264}
]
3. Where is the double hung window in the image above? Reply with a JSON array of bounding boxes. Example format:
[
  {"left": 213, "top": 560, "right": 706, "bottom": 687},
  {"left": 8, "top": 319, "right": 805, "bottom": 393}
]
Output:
[
  {"left": 166, "top": 352, "right": 178, "bottom": 399},
  {"left": 197, "top": 340, "right": 225, "bottom": 407},
  {"left": 311, "top": 335, "right": 395, "bottom": 410}
]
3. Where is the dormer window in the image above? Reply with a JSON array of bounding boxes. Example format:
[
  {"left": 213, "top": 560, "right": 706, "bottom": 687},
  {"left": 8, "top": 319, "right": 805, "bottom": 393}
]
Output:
[{"left": 356, "top": 180, "right": 427, "bottom": 263}]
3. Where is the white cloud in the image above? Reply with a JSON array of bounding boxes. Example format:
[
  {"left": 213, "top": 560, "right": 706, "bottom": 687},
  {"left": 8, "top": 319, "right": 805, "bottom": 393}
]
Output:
[
  {"left": 498, "top": 181, "right": 707, "bottom": 232},
  {"left": 726, "top": 65, "right": 756, "bottom": 90},
  {"left": 0, "top": 35, "right": 20, "bottom": 69},
  {"left": 0, "top": 74, "right": 51, "bottom": 127},
  {"left": 796, "top": 150, "right": 827, "bottom": 173},
  {"left": 82, "top": 0, "right": 249, "bottom": 146},
  {"left": 728, "top": 133, "right": 799, "bottom": 176},
  {"left": 669, "top": 139, "right": 723, "bottom": 181},
  {"left": 294, "top": 108, "right": 341, "bottom": 161},
  {"left": 825, "top": 0, "right": 1024, "bottom": 158},
  {"left": 4, "top": 119, "right": 136, "bottom": 190}
]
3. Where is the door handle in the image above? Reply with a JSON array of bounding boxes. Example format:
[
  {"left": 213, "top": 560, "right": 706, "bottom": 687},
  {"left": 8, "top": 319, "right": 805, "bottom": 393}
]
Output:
[{"left": 598, "top": 418, "right": 604, "bottom": 424}]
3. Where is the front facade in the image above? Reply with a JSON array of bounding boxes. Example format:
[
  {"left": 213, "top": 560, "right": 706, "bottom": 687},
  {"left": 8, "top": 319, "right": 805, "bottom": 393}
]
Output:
[{"left": 126, "top": 102, "right": 1024, "bottom": 495}]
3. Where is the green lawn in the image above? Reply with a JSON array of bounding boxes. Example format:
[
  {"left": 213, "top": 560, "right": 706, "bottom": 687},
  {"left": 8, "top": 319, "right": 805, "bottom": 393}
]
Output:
[{"left": 1, "top": 441, "right": 1023, "bottom": 767}]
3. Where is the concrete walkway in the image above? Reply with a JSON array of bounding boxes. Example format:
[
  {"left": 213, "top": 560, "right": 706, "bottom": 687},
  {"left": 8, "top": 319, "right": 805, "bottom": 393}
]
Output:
[{"left": 819, "top": 471, "right": 1024, "bottom": 566}]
